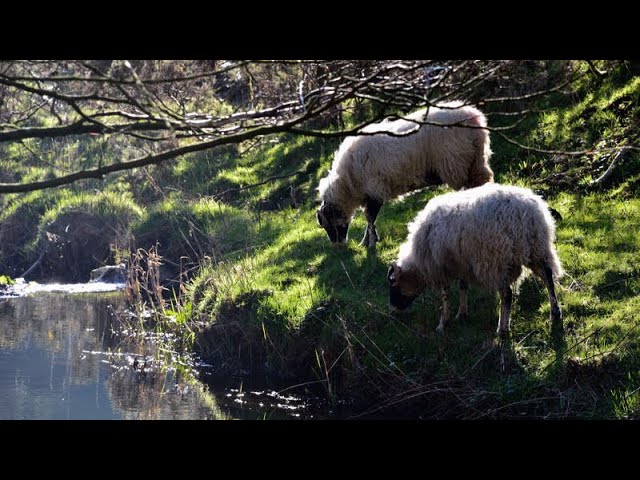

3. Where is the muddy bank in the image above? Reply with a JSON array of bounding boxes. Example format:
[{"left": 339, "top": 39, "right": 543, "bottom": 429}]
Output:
[{"left": 1, "top": 209, "right": 129, "bottom": 283}]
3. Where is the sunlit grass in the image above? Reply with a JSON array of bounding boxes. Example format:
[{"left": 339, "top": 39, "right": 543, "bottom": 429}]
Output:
[
  {"left": 185, "top": 172, "right": 640, "bottom": 417},
  {"left": 3, "top": 62, "right": 640, "bottom": 418},
  {"left": 39, "top": 190, "right": 144, "bottom": 226}
]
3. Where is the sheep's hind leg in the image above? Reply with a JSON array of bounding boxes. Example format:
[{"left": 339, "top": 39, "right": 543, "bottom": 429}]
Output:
[
  {"left": 542, "top": 263, "right": 563, "bottom": 334},
  {"left": 455, "top": 279, "right": 468, "bottom": 321},
  {"left": 436, "top": 287, "right": 450, "bottom": 334},
  {"left": 361, "top": 196, "right": 383, "bottom": 248},
  {"left": 497, "top": 285, "right": 512, "bottom": 339}
]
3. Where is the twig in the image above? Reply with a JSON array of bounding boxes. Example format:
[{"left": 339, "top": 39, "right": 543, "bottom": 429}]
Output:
[
  {"left": 589, "top": 146, "right": 630, "bottom": 189},
  {"left": 586, "top": 60, "right": 606, "bottom": 78},
  {"left": 539, "top": 327, "right": 604, "bottom": 374},
  {"left": 211, "top": 170, "right": 307, "bottom": 200},
  {"left": 277, "top": 379, "right": 328, "bottom": 395},
  {"left": 339, "top": 260, "right": 356, "bottom": 290},
  {"left": 493, "top": 130, "right": 596, "bottom": 156},
  {"left": 18, "top": 244, "right": 48, "bottom": 279},
  {"left": 581, "top": 319, "right": 640, "bottom": 363},
  {"left": 469, "top": 345, "right": 498, "bottom": 371},
  {"left": 471, "top": 396, "right": 561, "bottom": 420}
]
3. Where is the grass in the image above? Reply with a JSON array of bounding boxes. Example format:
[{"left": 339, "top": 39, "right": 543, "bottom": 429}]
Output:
[
  {"left": 493, "top": 63, "right": 640, "bottom": 195},
  {"left": 0, "top": 187, "right": 145, "bottom": 280},
  {"left": 37, "top": 190, "right": 144, "bottom": 230},
  {"left": 187, "top": 186, "right": 640, "bottom": 418},
  {"left": 0, "top": 189, "right": 68, "bottom": 276},
  {"left": 2, "top": 61, "right": 640, "bottom": 418},
  {"left": 181, "top": 64, "right": 640, "bottom": 417}
]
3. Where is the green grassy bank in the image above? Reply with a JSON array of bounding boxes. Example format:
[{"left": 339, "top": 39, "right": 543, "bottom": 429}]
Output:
[{"left": 1, "top": 61, "right": 639, "bottom": 417}]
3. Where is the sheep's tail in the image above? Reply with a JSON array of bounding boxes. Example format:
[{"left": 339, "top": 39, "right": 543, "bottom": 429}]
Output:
[
  {"left": 466, "top": 133, "right": 494, "bottom": 188},
  {"left": 540, "top": 207, "right": 564, "bottom": 278},
  {"left": 462, "top": 108, "right": 494, "bottom": 188},
  {"left": 546, "top": 246, "right": 564, "bottom": 279}
]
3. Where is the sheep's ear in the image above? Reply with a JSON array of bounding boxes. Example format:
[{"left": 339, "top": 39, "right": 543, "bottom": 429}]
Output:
[{"left": 387, "top": 262, "right": 402, "bottom": 286}]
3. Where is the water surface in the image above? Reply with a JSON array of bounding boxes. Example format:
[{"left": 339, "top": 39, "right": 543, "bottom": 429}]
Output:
[{"left": 0, "top": 288, "right": 318, "bottom": 420}]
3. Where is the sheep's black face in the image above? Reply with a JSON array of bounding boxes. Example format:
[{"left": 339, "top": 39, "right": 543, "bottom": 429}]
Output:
[
  {"left": 317, "top": 202, "right": 350, "bottom": 244},
  {"left": 389, "top": 286, "right": 418, "bottom": 310},
  {"left": 387, "top": 262, "right": 420, "bottom": 310}
]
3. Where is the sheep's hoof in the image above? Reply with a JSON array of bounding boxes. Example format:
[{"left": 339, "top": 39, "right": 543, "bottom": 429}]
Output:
[
  {"left": 454, "top": 312, "right": 468, "bottom": 322},
  {"left": 359, "top": 236, "right": 377, "bottom": 248},
  {"left": 497, "top": 328, "right": 510, "bottom": 340},
  {"left": 551, "top": 315, "right": 564, "bottom": 335},
  {"left": 360, "top": 228, "right": 379, "bottom": 248}
]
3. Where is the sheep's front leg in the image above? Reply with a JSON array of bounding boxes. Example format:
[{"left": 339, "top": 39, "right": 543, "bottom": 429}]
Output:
[
  {"left": 497, "top": 284, "right": 513, "bottom": 339},
  {"left": 360, "top": 196, "right": 383, "bottom": 248},
  {"left": 436, "top": 287, "right": 450, "bottom": 334},
  {"left": 455, "top": 279, "right": 468, "bottom": 321},
  {"left": 542, "top": 263, "right": 563, "bottom": 334}
]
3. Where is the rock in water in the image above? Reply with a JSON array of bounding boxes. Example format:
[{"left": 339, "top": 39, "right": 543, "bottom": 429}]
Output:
[{"left": 89, "top": 264, "right": 126, "bottom": 283}]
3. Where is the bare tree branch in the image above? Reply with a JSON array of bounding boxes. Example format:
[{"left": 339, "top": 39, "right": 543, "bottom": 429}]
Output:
[
  {"left": 0, "top": 60, "right": 616, "bottom": 196},
  {"left": 492, "top": 130, "right": 598, "bottom": 156},
  {"left": 211, "top": 170, "right": 308, "bottom": 200},
  {"left": 590, "top": 146, "right": 631, "bottom": 189},
  {"left": 0, "top": 122, "right": 294, "bottom": 193}
]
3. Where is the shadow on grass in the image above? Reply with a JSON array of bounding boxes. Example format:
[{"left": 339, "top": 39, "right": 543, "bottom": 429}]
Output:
[
  {"left": 197, "top": 223, "right": 640, "bottom": 417},
  {"left": 595, "top": 268, "right": 640, "bottom": 301},
  {"left": 198, "top": 211, "right": 640, "bottom": 417},
  {"left": 205, "top": 135, "right": 334, "bottom": 210},
  {"left": 267, "top": 233, "right": 577, "bottom": 418}
]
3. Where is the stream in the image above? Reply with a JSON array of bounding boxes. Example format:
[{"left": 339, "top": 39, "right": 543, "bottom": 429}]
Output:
[{"left": 0, "top": 283, "right": 331, "bottom": 420}]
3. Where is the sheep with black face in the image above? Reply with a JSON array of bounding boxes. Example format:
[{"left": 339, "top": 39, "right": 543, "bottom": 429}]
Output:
[
  {"left": 317, "top": 101, "right": 493, "bottom": 246},
  {"left": 388, "top": 183, "right": 563, "bottom": 338}
]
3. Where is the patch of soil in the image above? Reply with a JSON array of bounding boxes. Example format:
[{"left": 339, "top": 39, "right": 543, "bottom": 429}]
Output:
[
  {"left": 0, "top": 213, "right": 39, "bottom": 277},
  {"left": 195, "top": 290, "right": 275, "bottom": 374},
  {"left": 38, "top": 211, "right": 126, "bottom": 283}
]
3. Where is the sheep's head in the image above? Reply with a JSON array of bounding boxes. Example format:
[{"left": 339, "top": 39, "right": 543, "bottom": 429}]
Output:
[
  {"left": 387, "top": 261, "right": 424, "bottom": 310},
  {"left": 317, "top": 202, "right": 350, "bottom": 244}
]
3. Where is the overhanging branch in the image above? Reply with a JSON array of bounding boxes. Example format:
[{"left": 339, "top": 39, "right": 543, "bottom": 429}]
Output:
[
  {"left": 0, "top": 60, "right": 609, "bottom": 196},
  {"left": 0, "top": 122, "right": 293, "bottom": 193}
]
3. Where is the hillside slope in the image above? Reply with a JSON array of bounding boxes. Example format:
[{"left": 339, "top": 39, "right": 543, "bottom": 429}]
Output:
[
  {"left": 187, "top": 62, "right": 640, "bottom": 418},
  {"left": 1, "top": 61, "right": 639, "bottom": 418}
]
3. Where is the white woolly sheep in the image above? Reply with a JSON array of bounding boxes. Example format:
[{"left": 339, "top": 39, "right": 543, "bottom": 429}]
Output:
[
  {"left": 317, "top": 101, "right": 493, "bottom": 247},
  {"left": 387, "top": 183, "right": 563, "bottom": 338}
]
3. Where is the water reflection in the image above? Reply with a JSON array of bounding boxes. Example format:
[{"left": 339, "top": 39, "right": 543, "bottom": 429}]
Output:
[{"left": 0, "top": 293, "right": 228, "bottom": 420}]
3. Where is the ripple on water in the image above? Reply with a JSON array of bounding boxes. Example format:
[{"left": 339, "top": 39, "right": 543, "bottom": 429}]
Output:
[
  {"left": 0, "top": 287, "right": 339, "bottom": 419},
  {"left": 1, "top": 278, "right": 126, "bottom": 298}
]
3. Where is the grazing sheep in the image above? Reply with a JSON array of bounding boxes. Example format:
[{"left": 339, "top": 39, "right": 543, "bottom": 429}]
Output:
[
  {"left": 317, "top": 101, "right": 493, "bottom": 247},
  {"left": 387, "top": 183, "right": 563, "bottom": 338}
]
